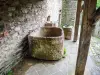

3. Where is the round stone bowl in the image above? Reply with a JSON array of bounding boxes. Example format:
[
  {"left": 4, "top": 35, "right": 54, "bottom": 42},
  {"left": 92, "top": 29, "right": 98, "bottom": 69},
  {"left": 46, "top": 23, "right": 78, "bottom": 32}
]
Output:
[{"left": 28, "top": 27, "right": 64, "bottom": 60}]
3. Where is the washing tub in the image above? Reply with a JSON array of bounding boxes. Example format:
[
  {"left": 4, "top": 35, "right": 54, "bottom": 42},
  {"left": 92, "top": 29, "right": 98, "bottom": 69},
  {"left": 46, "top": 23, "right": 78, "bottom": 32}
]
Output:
[{"left": 28, "top": 27, "right": 64, "bottom": 60}]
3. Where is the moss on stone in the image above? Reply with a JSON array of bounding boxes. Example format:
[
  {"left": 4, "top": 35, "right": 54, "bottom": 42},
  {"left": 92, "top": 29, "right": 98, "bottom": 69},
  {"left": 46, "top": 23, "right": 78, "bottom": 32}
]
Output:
[{"left": 31, "top": 37, "right": 64, "bottom": 60}]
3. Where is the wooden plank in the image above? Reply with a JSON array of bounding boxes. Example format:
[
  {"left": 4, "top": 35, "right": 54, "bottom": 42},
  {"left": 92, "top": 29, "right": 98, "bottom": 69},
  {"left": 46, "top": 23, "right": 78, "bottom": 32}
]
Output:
[
  {"left": 75, "top": 0, "right": 97, "bottom": 75},
  {"left": 73, "top": 0, "right": 82, "bottom": 42}
]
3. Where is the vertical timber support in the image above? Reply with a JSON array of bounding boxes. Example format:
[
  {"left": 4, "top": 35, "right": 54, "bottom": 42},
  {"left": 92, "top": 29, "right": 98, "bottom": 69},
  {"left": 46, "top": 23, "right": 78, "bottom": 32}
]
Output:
[
  {"left": 75, "top": 0, "right": 97, "bottom": 75},
  {"left": 73, "top": 0, "right": 82, "bottom": 42}
]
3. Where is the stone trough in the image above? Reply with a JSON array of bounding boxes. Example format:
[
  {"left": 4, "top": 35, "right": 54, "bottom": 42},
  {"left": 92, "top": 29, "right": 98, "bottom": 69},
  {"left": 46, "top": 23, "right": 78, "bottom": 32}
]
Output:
[{"left": 28, "top": 27, "right": 64, "bottom": 60}]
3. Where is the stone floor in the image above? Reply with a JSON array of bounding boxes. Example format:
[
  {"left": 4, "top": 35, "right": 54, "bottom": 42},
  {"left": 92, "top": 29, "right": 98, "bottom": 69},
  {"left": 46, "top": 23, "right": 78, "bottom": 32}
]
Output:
[
  {"left": 88, "top": 37, "right": 100, "bottom": 75},
  {"left": 12, "top": 39, "right": 77, "bottom": 75},
  {"left": 12, "top": 36, "right": 100, "bottom": 75}
]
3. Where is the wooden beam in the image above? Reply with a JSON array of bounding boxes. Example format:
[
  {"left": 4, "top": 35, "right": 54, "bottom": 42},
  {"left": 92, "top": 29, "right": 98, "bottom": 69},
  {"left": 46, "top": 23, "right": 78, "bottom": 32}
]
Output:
[
  {"left": 73, "top": 0, "right": 82, "bottom": 42},
  {"left": 75, "top": 0, "right": 97, "bottom": 75}
]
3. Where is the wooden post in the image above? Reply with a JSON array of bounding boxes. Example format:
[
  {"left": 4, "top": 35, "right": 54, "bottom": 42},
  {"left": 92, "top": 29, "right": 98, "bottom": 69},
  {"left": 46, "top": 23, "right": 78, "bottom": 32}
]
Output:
[
  {"left": 75, "top": 0, "right": 97, "bottom": 75},
  {"left": 73, "top": 0, "right": 82, "bottom": 42}
]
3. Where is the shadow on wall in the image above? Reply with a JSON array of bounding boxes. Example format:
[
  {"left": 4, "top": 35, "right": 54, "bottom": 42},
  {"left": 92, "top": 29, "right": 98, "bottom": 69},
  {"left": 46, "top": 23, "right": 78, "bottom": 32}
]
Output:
[{"left": 18, "top": 34, "right": 29, "bottom": 57}]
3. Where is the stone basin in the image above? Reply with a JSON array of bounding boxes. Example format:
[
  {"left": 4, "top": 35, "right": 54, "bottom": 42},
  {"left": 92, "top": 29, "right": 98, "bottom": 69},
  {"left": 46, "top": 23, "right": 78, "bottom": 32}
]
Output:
[{"left": 28, "top": 27, "right": 64, "bottom": 60}]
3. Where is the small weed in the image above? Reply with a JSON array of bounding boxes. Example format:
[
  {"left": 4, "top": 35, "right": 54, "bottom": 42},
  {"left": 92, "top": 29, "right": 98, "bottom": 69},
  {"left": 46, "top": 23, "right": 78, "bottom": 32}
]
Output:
[
  {"left": 97, "top": 0, "right": 100, "bottom": 8},
  {"left": 63, "top": 48, "right": 67, "bottom": 58},
  {"left": 7, "top": 70, "right": 13, "bottom": 75},
  {"left": 64, "top": 48, "right": 67, "bottom": 55}
]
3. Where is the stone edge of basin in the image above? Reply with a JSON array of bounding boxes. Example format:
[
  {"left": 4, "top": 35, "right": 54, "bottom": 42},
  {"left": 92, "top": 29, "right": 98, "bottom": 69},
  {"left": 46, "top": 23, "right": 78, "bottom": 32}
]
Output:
[{"left": 28, "top": 27, "right": 64, "bottom": 39}]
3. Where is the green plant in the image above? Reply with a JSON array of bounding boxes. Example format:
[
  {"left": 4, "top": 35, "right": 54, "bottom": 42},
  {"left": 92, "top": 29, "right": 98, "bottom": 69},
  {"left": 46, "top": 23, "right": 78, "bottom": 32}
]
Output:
[
  {"left": 64, "top": 48, "right": 67, "bottom": 55},
  {"left": 97, "top": 0, "right": 100, "bottom": 8},
  {"left": 63, "top": 48, "right": 67, "bottom": 58},
  {"left": 7, "top": 70, "right": 13, "bottom": 75}
]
